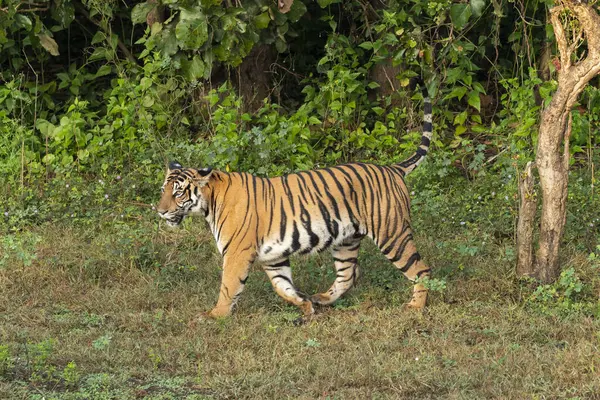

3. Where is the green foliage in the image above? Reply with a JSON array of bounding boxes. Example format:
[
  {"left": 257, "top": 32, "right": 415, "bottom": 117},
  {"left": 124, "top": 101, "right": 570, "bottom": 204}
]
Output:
[
  {"left": 28, "top": 338, "right": 57, "bottom": 384},
  {"left": 134, "top": 0, "right": 307, "bottom": 73},
  {"left": 92, "top": 334, "right": 112, "bottom": 351},
  {"left": 415, "top": 276, "right": 447, "bottom": 292},
  {"left": 589, "top": 245, "right": 600, "bottom": 268},
  {"left": 0, "top": 345, "right": 12, "bottom": 377},
  {"left": 0, "top": 232, "right": 40, "bottom": 268},
  {"left": 527, "top": 268, "right": 597, "bottom": 316},
  {"left": 62, "top": 361, "right": 81, "bottom": 388}
]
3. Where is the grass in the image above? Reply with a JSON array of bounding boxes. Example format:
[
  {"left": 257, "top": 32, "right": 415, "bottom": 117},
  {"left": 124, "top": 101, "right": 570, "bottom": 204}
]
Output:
[{"left": 1, "top": 175, "right": 599, "bottom": 399}]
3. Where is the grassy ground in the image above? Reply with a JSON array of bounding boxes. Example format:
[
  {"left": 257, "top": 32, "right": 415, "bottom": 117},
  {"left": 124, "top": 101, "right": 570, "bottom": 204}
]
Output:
[{"left": 1, "top": 174, "right": 599, "bottom": 399}]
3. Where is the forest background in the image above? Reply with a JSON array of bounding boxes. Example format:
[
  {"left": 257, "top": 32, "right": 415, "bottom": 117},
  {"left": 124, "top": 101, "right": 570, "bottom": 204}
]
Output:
[{"left": 1, "top": 0, "right": 599, "bottom": 398}]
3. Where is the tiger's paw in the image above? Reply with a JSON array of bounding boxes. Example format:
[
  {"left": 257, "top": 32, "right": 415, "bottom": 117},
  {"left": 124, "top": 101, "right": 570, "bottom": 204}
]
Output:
[
  {"left": 208, "top": 306, "right": 232, "bottom": 319},
  {"left": 310, "top": 293, "right": 334, "bottom": 306},
  {"left": 299, "top": 299, "right": 315, "bottom": 316},
  {"left": 188, "top": 312, "right": 214, "bottom": 329},
  {"left": 404, "top": 299, "right": 427, "bottom": 312}
]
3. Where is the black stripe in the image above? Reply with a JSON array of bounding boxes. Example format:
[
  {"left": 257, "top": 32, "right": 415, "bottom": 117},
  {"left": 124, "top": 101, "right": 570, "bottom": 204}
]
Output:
[
  {"left": 423, "top": 121, "right": 433, "bottom": 133},
  {"left": 281, "top": 176, "right": 296, "bottom": 215},
  {"left": 346, "top": 243, "right": 361, "bottom": 251},
  {"left": 279, "top": 202, "right": 287, "bottom": 242},
  {"left": 239, "top": 276, "right": 248, "bottom": 285},
  {"left": 271, "top": 274, "right": 293, "bottom": 285},
  {"left": 320, "top": 169, "right": 343, "bottom": 220},
  {"left": 269, "top": 260, "right": 290, "bottom": 268},
  {"left": 333, "top": 257, "right": 358, "bottom": 264},
  {"left": 399, "top": 252, "right": 421, "bottom": 272},
  {"left": 420, "top": 136, "right": 431, "bottom": 147},
  {"left": 424, "top": 101, "right": 432, "bottom": 115},
  {"left": 416, "top": 269, "right": 431, "bottom": 278},
  {"left": 221, "top": 238, "right": 232, "bottom": 256},
  {"left": 291, "top": 221, "right": 301, "bottom": 252},
  {"left": 299, "top": 203, "right": 319, "bottom": 249}
]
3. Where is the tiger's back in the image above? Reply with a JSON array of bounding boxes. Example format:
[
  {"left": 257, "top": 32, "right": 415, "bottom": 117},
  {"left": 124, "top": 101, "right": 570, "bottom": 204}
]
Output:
[{"left": 212, "top": 163, "right": 411, "bottom": 261}]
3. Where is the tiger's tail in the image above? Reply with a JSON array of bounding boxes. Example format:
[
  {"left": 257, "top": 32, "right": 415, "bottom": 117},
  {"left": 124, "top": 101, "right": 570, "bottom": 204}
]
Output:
[{"left": 396, "top": 79, "right": 432, "bottom": 175}]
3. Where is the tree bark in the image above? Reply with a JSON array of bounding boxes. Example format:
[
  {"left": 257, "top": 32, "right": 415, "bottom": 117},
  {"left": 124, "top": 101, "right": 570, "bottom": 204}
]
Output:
[
  {"left": 278, "top": 0, "right": 294, "bottom": 14},
  {"left": 532, "top": 2, "right": 600, "bottom": 283},
  {"left": 234, "top": 44, "right": 276, "bottom": 113},
  {"left": 145, "top": 0, "right": 164, "bottom": 27},
  {"left": 516, "top": 161, "right": 537, "bottom": 277}
]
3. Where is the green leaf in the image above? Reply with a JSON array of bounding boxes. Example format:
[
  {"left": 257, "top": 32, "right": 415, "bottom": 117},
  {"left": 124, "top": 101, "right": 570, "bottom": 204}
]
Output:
[
  {"left": 468, "top": 90, "right": 481, "bottom": 112},
  {"left": 95, "top": 64, "right": 112, "bottom": 78},
  {"left": 15, "top": 15, "right": 32, "bottom": 31},
  {"left": 454, "top": 111, "right": 468, "bottom": 125},
  {"left": 445, "top": 86, "right": 468, "bottom": 101},
  {"left": 88, "top": 47, "right": 109, "bottom": 62},
  {"left": 472, "top": 81, "right": 486, "bottom": 94},
  {"left": 38, "top": 33, "right": 60, "bottom": 56},
  {"left": 450, "top": 4, "right": 472, "bottom": 30},
  {"left": 183, "top": 55, "right": 205, "bottom": 81},
  {"left": 455, "top": 125, "right": 467, "bottom": 135},
  {"left": 142, "top": 96, "right": 155, "bottom": 107},
  {"left": 471, "top": 0, "right": 486, "bottom": 17},
  {"left": 317, "top": 0, "right": 340, "bottom": 7},
  {"left": 91, "top": 31, "right": 105, "bottom": 45},
  {"left": 254, "top": 12, "right": 271, "bottom": 29},
  {"left": 131, "top": 2, "right": 156, "bottom": 25},
  {"left": 175, "top": 9, "right": 209, "bottom": 50},
  {"left": 275, "top": 37, "right": 287, "bottom": 53},
  {"left": 287, "top": 0, "right": 307, "bottom": 23}
]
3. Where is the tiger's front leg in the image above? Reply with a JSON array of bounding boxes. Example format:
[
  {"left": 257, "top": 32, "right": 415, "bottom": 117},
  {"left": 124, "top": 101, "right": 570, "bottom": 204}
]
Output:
[{"left": 208, "top": 254, "right": 253, "bottom": 318}]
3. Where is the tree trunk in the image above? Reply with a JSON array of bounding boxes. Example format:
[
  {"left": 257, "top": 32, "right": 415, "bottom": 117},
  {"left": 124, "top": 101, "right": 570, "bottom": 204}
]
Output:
[
  {"left": 234, "top": 44, "right": 276, "bottom": 113},
  {"left": 518, "top": 1, "right": 600, "bottom": 282},
  {"left": 535, "top": 110, "right": 571, "bottom": 282},
  {"left": 516, "top": 161, "right": 537, "bottom": 277}
]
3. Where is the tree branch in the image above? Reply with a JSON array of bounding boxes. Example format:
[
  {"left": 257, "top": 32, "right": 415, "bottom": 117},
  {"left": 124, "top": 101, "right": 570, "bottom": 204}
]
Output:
[
  {"left": 550, "top": 6, "right": 571, "bottom": 71},
  {"left": 74, "top": 1, "right": 137, "bottom": 64}
]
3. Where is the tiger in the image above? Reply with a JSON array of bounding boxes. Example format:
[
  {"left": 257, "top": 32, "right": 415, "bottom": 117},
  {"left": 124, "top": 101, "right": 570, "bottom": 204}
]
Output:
[{"left": 157, "top": 83, "right": 433, "bottom": 320}]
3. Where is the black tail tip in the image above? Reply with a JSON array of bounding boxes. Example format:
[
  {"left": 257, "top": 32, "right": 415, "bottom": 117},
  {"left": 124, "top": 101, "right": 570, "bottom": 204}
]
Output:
[{"left": 408, "top": 77, "right": 425, "bottom": 91}]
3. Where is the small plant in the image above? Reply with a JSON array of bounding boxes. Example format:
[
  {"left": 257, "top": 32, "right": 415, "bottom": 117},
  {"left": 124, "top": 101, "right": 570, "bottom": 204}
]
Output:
[
  {"left": 62, "top": 361, "right": 80, "bottom": 388},
  {"left": 0, "top": 344, "right": 12, "bottom": 377},
  {"left": 588, "top": 245, "right": 600, "bottom": 268},
  {"left": 305, "top": 338, "right": 321, "bottom": 348},
  {"left": 415, "top": 276, "right": 447, "bottom": 292},
  {"left": 28, "top": 338, "right": 57, "bottom": 384},
  {"left": 527, "top": 267, "right": 592, "bottom": 315},
  {"left": 0, "top": 233, "right": 40, "bottom": 268},
  {"left": 147, "top": 348, "right": 162, "bottom": 371},
  {"left": 92, "top": 334, "right": 112, "bottom": 351}
]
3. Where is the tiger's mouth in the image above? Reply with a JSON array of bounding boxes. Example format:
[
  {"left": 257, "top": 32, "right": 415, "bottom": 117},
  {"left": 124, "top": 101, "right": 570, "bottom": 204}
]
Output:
[{"left": 161, "top": 213, "right": 185, "bottom": 227}]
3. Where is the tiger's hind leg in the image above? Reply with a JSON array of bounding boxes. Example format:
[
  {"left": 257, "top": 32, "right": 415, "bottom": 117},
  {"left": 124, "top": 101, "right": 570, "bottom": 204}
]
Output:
[
  {"left": 263, "top": 260, "right": 314, "bottom": 317},
  {"left": 311, "top": 241, "right": 361, "bottom": 306},
  {"left": 379, "top": 227, "right": 430, "bottom": 310}
]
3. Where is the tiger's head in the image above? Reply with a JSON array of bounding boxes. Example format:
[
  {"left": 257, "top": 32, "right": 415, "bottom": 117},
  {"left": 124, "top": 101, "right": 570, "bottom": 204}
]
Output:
[{"left": 157, "top": 161, "right": 213, "bottom": 227}]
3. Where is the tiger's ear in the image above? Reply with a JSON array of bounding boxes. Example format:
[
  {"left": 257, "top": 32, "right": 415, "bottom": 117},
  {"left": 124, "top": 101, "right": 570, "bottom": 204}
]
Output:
[
  {"left": 196, "top": 167, "right": 212, "bottom": 177},
  {"left": 194, "top": 167, "right": 213, "bottom": 186},
  {"left": 168, "top": 160, "right": 183, "bottom": 172}
]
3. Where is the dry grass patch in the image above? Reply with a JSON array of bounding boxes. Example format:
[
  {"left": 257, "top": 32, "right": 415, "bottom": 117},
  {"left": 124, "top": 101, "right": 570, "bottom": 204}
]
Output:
[{"left": 1, "top": 220, "right": 599, "bottom": 399}]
